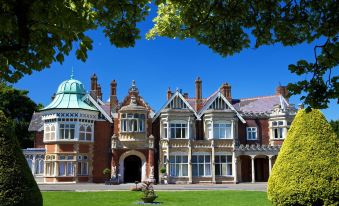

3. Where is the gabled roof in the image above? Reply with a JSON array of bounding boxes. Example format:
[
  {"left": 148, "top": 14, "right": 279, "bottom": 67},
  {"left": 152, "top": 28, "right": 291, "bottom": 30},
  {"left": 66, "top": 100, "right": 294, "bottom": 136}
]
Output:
[
  {"left": 153, "top": 91, "right": 199, "bottom": 120},
  {"left": 198, "top": 91, "right": 246, "bottom": 123},
  {"left": 28, "top": 112, "right": 44, "bottom": 132},
  {"left": 84, "top": 94, "right": 113, "bottom": 123}
]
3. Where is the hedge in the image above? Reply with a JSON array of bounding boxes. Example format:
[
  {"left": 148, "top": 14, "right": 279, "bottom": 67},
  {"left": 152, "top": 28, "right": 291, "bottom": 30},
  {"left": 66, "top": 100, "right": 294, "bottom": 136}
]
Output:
[
  {"left": 0, "top": 111, "right": 42, "bottom": 206},
  {"left": 267, "top": 109, "right": 339, "bottom": 206}
]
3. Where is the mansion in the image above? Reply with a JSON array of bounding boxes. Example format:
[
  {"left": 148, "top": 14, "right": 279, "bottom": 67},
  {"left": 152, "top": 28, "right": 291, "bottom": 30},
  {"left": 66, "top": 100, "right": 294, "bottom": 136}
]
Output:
[{"left": 24, "top": 74, "right": 296, "bottom": 184}]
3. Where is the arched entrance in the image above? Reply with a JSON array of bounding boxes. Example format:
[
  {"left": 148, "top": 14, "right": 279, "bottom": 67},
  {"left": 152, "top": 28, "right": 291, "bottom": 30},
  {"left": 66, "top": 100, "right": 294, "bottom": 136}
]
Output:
[{"left": 124, "top": 155, "right": 142, "bottom": 183}]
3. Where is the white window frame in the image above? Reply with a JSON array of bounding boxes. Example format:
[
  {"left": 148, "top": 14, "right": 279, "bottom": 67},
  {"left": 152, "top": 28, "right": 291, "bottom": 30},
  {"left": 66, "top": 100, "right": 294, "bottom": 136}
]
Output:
[
  {"left": 77, "top": 155, "right": 89, "bottom": 176},
  {"left": 169, "top": 155, "right": 188, "bottom": 177},
  {"left": 79, "top": 125, "right": 93, "bottom": 141},
  {"left": 215, "top": 154, "right": 233, "bottom": 176},
  {"left": 59, "top": 123, "right": 76, "bottom": 140},
  {"left": 58, "top": 155, "right": 75, "bottom": 176},
  {"left": 246, "top": 127, "right": 258, "bottom": 140},
  {"left": 192, "top": 154, "right": 211, "bottom": 177},
  {"left": 213, "top": 121, "right": 232, "bottom": 139},
  {"left": 120, "top": 113, "right": 146, "bottom": 133},
  {"left": 272, "top": 121, "right": 285, "bottom": 140},
  {"left": 169, "top": 121, "right": 187, "bottom": 139}
]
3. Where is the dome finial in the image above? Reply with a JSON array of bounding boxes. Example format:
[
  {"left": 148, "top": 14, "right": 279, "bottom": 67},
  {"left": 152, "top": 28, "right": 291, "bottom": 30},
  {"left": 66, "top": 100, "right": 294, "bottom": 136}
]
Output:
[{"left": 70, "top": 67, "right": 74, "bottom": 79}]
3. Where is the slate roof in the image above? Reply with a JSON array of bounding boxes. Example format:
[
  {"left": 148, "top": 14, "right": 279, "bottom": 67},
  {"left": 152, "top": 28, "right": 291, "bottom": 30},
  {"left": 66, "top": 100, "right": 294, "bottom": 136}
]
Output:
[{"left": 28, "top": 112, "right": 43, "bottom": 132}]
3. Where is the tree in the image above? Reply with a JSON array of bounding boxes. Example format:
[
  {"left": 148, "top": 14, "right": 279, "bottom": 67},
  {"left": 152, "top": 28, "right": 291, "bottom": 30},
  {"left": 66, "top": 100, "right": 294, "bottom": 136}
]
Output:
[
  {"left": 0, "top": 111, "right": 42, "bottom": 206},
  {"left": 147, "top": 0, "right": 339, "bottom": 109},
  {"left": 0, "top": 0, "right": 150, "bottom": 83},
  {"left": 267, "top": 109, "right": 338, "bottom": 205},
  {"left": 329, "top": 120, "right": 339, "bottom": 137},
  {"left": 0, "top": 83, "right": 40, "bottom": 148}
]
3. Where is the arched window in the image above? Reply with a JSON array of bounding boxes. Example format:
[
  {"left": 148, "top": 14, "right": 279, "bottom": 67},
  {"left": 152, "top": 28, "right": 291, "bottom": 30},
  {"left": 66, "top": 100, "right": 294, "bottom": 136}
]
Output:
[
  {"left": 79, "top": 125, "right": 85, "bottom": 140},
  {"left": 79, "top": 125, "right": 92, "bottom": 141},
  {"left": 26, "top": 158, "right": 33, "bottom": 172}
]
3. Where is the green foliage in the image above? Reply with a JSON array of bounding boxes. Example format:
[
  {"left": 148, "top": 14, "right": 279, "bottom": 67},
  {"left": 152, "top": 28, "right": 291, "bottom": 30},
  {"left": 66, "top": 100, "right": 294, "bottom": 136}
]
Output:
[
  {"left": 0, "top": 111, "right": 42, "bottom": 206},
  {"left": 0, "top": 83, "right": 39, "bottom": 148},
  {"left": 329, "top": 120, "right": 339, "bottom": 137},
  {"left": 0, "top": 0, "right": 150, "bottom": 83},
  {"left": 160, "top": 167, "right": 166, "bottom": 174},
  {"left": 147, "top": 0, "right": 339, "bottom": 109},
  {"left": 268, "top": 109, "right": 339, "bottom": 206},
  {"left": 102, "top": 168, "right": 111, "bottom": 176}
]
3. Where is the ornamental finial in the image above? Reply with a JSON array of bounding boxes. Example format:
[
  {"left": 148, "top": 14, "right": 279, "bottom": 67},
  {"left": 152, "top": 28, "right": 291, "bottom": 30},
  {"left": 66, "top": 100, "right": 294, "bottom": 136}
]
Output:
[{"left": 70, "top": 67, "right": 74, "bottom": 79}]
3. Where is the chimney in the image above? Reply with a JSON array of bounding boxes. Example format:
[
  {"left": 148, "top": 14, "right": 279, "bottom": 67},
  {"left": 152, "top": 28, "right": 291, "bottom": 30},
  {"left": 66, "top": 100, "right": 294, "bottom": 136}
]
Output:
[
  {"left": 110, "top": 80, "right": 118, "bottom": 112},
  {"left": 276, "top": 85, "right": 289, "bottom": 101},
  {"left": 195, "top": 77, "right": 202, "bottom": 111},
  {"left": 220, "top": 83, "right": 232, "bottom": 102},
  {"left": 167, "top": 87, "right": 172, "bottom": 100},
  {"left": 90, "top": 74, "right": 98, "bottom": 98},
  {"left": 183, "top": 92, "right": 189, "bottom": 99},
  {"left": 97, "top": 84, "right": 102, "bottom": 100}
]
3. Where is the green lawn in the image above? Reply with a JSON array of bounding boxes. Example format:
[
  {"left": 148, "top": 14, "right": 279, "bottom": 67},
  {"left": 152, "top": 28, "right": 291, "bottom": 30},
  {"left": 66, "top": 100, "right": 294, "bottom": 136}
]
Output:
[{"left": 43, "top": 191, "right": 271, "bottom": 206}]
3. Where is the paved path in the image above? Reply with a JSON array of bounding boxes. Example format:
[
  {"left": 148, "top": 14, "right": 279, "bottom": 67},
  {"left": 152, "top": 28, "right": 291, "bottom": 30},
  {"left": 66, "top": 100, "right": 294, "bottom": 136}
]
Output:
[{"left": 39, "top": 182, "right": 267, "bottom": 192}]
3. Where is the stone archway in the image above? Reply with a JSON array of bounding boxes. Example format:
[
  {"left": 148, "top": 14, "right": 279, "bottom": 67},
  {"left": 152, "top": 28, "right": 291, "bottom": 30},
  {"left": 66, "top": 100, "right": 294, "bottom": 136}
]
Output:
[
  {"left": 119, "top": 150, "right": 146, "bottom": 183},
  {"left": 124, "top": 155, "right": 141, "bottom": 182}
]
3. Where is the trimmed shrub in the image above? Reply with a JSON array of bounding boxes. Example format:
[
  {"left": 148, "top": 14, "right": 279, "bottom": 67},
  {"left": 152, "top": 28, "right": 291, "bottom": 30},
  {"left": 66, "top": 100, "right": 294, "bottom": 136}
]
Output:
[
  {"left": 0, "top": 111, "right": 42, "bottom": 206},
  {"left": 268, "top": 109, "right": 339, "bottom": 206}
]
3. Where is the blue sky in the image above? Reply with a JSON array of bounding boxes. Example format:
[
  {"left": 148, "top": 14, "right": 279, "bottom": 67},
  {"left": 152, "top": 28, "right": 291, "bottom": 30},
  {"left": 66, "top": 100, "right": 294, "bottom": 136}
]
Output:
[{"left": 14, "top": 8, "right": 338, "bottom": 120}]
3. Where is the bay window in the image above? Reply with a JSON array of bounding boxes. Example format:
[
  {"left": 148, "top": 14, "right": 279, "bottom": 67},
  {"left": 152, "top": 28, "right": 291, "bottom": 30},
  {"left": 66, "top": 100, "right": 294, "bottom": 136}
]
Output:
[
  {"left": 59, "top": 124, "right": 75, "bottom": 140},
  {"left": 79, "top": 125, "right": 92, "bottom": 141},
  {"left": 58, "top": 155, "right": 75, "bottom": 176},
  {"left": 192, "top": 155, "right": 211, "bottom": 176},
  {"left": 170, "top": 122, "right": 187, "bottom": 139},
  {"left": 215, "top": 155, "right": 232, "bottom": 176},
  {"left": 77, "top": 155, "right": 89, "bottom": 176},
  {"left": 213, "top": 122, "right": 232, "bottom": 139},
  {"left": 120, "top": 113, "right": 145, "bottom": 132},
  {"left": 169, "top": 155, "right": 188, "bottom": 177}
]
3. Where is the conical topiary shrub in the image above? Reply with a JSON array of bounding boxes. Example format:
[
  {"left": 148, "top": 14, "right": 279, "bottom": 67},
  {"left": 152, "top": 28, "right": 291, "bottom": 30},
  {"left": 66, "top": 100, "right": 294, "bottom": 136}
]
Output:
[
  {"left": 268, "top": 109, "right": 339, "bottom": 206},
  {"left": 0, "top": 111, "right": 42, "bottom": 206}
]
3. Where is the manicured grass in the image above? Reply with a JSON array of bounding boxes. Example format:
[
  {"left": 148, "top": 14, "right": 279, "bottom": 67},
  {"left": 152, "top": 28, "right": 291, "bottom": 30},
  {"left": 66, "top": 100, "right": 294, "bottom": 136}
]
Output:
[{"left": 43, "top": 190, "right": 271, "bottom": 206}]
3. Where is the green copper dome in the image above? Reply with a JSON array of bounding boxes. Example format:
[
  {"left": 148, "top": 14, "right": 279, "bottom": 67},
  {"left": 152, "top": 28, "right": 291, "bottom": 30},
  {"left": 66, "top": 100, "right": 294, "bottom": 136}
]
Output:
[{"left": 42, "top": 75, "right": 97, "bottom": 111}]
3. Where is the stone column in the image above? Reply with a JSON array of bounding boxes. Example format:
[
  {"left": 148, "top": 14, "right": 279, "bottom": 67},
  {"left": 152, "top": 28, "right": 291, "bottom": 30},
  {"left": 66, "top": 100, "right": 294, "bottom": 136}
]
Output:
[
  {"left": 166, "top": 140, "right": 170, "bottom": 183},
  {"left": 148, "top": 149, "right": 155, "bottom": 182},
  {"left": 188, "top": 140, "right": 193, "bottom": 184},
  {"left": 211, "top": 140, "right": 216, "bottom": 183},
  {"left": 233, "top": 152, "right": 238, "bottom": 184},
  {"left": 268, "top": 155, "right": 273, "bottom": 176},
  {"left": 250, "top": 155, "right": 256, "bottom": 183}
]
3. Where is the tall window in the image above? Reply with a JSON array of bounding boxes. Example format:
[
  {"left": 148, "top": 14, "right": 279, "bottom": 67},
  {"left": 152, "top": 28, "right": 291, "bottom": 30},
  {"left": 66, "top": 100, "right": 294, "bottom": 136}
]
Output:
[
  {"left": 79, "top": 125, "right": 92, "bottom": 141},
  {"left": 120, "top": 113, "right": 145, "bottom": 132},
  {"left": 272, "top": 121, "right": 284, "bottom": 139},
  {"left": 163, "top": 123, "right": 168, "bottom": 138},
  {"left": 215, "top": 155, "right": 232, "bottom": 176},
  {"left": 213, "top": 122, "right": 232, "bottom": 139},
  {"left": 247, "top": 127, "right": 257, "bottom": 140},
  {"left": 77, "top": 155, "right": 89, "bottom": 176},
  {"left": 59, "top": 124, "right": 75, "bottom": 140},
  {"left": 35, "top": 156, "right": 44, "bottom": 175},
  {"left": 25, "top": 155, "right": 33, "bottom": 172},
  {"left": 192, "top": 155, "right": 211, "bottom": 176},
  {"left": 44, "top": 125, "right": 55, "bottom": 140},
  {"left": 169, "top": 155, "right": 188, "bottom": 177},
  {"left": 170, "top": 122, "right": 187, "bottom": 139},
  {"left": 58, "top": 155, "right": 75, "bottom": 176},
  {"left": 46, "top": 162, "right": 55, "bottom": 176}
]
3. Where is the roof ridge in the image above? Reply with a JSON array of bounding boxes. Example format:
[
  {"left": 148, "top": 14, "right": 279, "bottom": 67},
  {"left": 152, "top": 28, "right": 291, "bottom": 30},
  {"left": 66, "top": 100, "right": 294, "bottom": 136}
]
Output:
[{"left": 239, "top": 94, "right": 278, "bottom": 101}]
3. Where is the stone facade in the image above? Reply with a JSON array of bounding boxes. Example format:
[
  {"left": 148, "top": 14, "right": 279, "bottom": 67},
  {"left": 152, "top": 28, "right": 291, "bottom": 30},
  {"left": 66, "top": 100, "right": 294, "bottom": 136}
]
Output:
[{"left": 25, "top": 75, "right": 296, "bottom": 184}]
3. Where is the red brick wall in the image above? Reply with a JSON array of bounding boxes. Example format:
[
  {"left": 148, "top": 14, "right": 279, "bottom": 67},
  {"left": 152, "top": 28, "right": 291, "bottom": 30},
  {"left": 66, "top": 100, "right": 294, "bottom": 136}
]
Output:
[
  {"left": 59, "top": 144, "right": 74, "bottom": 152},
  {"left": 238, "top": 118, "right": 269, "bottom": 145},
  {"left": 34, "top": 132, "right": 45, "bottom": 148},
  {"left": 79, "top": 144, "right": 90, "bottom": 153},
  {"left": 92, "top": 121, "right": 113, "bottom": 183}
]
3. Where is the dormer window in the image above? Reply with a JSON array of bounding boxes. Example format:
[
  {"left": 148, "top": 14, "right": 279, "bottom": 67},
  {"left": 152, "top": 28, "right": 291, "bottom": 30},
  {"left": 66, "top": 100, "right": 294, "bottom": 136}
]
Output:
[
  {"left": 120, "top": 113, "right": 145, "bottom": 133},
  {"left": 271, "top": 120, "right": 285, "bottom": 139},
  {"left": 246, "top": 127, "right": 257, "bottom": 140}
]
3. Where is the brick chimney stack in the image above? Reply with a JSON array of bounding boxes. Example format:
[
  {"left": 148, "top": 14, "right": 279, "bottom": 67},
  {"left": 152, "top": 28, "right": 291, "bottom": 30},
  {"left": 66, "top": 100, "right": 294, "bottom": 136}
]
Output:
[
  {"left": 167, "top": 87, "right": 172, "bottom": 100},
  {"left": 97, "top": 84, "right": 102, "bottom": 100},
  {"left": 90, "top": 74, "right": 98, "bottom": 98},
  {"left": 110, "top": 80, "right": 118, "bottom": 112},
  {"left": 276, "top": 85, "right": 289, "bottom": 101},
  {"left": 220, "top": 83, "right": 232, "bottom": 102},
  {"left": 183, "top": 92, "right": 189, "bottom": 99},
  {"left": 195, "top": 77, "right": 202, "bottom": 111}
]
